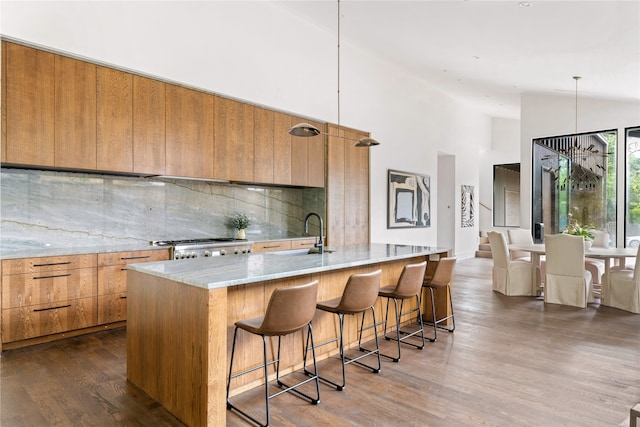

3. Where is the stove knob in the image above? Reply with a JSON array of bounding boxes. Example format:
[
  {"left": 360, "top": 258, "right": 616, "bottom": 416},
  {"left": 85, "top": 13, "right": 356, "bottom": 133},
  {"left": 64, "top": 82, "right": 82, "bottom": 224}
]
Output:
[
  {"left": 221, "top": 250, "right": 226, "bottom": 256},
  {"left": 191, "top": 252, "right": 197, "bottom": 258},
  {"left": 246, "top": 248, "right": 252, "bottom": 253},
  {"left": 203, "top": 251, "right": 211, "bottom": 257},
  {"left": 175, "top": 253, "right": 183, "bottom": 260},
  {"left": 234, "top": 249, "right": 240, "bottom": 254}
]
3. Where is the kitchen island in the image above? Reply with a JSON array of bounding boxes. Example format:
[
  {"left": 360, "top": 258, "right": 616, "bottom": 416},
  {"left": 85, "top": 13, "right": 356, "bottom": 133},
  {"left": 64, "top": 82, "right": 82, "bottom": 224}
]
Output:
[{"left": 126, "top": 243, "right": 449, "bottom": 426}]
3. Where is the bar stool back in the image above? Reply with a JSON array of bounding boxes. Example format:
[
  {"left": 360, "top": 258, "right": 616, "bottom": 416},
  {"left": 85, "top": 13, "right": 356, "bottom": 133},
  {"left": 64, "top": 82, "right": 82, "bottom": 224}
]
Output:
[
  {"left": 305, "top": 269, "right": 382, "bottom": 391},
  {"left": 377, "top": 261, "right": 429, "bottom": 362},
  {"left": 226, "top": 280, "right": 320, "bottom": 427},
  {"left": 422, "top": 257, "right": 457, "bottom": 341}
]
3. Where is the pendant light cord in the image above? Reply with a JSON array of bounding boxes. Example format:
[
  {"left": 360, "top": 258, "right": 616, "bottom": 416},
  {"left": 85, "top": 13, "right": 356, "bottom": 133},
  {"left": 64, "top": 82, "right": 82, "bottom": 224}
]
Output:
[{"left": 573, "top": 76, "right": 580, "bottom": 135}]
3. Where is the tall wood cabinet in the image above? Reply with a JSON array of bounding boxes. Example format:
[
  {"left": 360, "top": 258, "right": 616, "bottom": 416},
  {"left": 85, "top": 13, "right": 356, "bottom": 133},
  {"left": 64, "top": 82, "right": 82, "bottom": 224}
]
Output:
[
  {"left": 327, "top": 123, "right": 370, "bottom": 246},
  {"left": 214, "top": 97, "right": 255, "bottom": 182},
  {"left": 133, "top": 75, "right": 166, "bottom": 175}
]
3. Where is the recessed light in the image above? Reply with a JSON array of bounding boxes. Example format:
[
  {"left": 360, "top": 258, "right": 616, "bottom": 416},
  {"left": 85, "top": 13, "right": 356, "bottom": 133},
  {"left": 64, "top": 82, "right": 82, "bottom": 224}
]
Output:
[
  {"left": 519, "top": 2, "right": 532, "bottom": 7},
  {"left": 472, "top": 56, "right": 480, "bottom": 60}
]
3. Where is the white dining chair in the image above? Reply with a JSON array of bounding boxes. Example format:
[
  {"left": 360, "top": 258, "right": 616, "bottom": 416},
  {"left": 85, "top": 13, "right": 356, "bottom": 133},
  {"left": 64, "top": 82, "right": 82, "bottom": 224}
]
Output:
[
  {"left": 544, "top": 234, "right": 594, "bottom": 308},
  {"left": 487, "top": 231, "right": 535, "bottom": 296},
  {"left": 585, "top": 230, "right": 608, "bottom": 286},
  {"left": 602, "top": 245, "right": 640, "bottom": 314},
  {"left": 507, "top": 228, "right": 534, "bottom": 262}
]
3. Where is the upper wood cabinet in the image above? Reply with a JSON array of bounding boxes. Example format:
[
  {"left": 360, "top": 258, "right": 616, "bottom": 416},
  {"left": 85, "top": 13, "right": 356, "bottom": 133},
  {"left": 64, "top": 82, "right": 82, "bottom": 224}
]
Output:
[
  {"left": 165, "top": 84, "right": 214, "bottom": 179},
  {"left": 290, "top": 116, "right": 324, "bottom": 188},
  {"left": 97, "top": 66, "right": 133, "bottom": 172},
  {"left": 54, "top": 55, "right": 97, "bottom": 170},
  {"left": 273, "top": 111, "right": 292, "bottom": 186},
  {"left": 327, "top": 124, "right": 370, "bottom": 246},
  {"left": 253, "top": 106, "right": 274, "bottom": 184},
  {"left": 133, "top": 75, "right": 166, "bottom": 175},
  {"left": 3, "top": 42, "right": 55, "bottom": 166},
  {"left": 214, "top": 97, "right": 254, "bottom": 182}
]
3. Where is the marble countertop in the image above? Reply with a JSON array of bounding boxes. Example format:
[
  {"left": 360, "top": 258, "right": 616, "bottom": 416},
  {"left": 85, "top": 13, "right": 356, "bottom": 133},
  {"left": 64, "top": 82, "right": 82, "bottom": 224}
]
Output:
[{"left": 127, "top": 243, "right": 449, "bottom": 290}]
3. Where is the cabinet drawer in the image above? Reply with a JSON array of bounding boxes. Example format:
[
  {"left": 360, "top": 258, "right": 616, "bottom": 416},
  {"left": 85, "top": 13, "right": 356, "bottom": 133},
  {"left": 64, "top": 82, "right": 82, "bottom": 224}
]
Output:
[
  {"left": 2, "top": 254, "right": 97, "bottom": 275},
  {"left": 97, "top": 293, "right": 127, "bottom": 324},
  {"left": 98, "top": 249, "right": 169, "bottom": 267},
  {"left": 252, "top": 240, "right": 292, "bottom": 252},
  {"left": 1, "top": 296, "right": 97, "bottom": 342},
  {"left": 97, "top": 265, "right": 127, "bottom": 295},
  {"left": 290, "top": 238, "right": 318, "bottom": 249},
  {"left": 2, "top": 267, "right": 97, "bottom": 309}
]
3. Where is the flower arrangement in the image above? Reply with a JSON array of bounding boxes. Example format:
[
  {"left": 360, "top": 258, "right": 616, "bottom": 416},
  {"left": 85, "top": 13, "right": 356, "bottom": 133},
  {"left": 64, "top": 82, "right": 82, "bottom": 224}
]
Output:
[
  {"left": 231, "top": 213, "right": 250, "bottom": 230},
  {"left": 563, "top": 217, "right": 594, "bottom": 241}
]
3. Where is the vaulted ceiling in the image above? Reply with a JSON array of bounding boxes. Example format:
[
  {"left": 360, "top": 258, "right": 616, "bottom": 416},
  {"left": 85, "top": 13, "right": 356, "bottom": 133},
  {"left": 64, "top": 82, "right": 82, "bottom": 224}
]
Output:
[{"left": 275, "top": 1, "right": 640, "bottom": 119}]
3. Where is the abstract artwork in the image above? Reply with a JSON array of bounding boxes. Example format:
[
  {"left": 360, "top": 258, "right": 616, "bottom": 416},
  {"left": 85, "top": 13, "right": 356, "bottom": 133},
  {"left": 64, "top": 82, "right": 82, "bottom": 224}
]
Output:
[
  {"left": 461, "top": 185, "right": 475, "bottom": 227},
  {"left": 387, "top": 169, "right": 431, "bottom": 228}
]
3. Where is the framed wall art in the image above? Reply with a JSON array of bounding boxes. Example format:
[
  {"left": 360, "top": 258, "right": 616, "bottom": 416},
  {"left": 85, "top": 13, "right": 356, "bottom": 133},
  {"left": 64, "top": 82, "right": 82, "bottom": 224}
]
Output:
[
  {"left": 461, "top": 185, "right": 475, "bottom": 227},
  {"left": 387, "top": 169, "right": 431, "bottom": 229}
]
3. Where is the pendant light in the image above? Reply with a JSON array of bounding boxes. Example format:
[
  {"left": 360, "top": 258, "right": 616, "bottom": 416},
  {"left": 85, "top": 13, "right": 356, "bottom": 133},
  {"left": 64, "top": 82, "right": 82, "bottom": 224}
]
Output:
[{"left": 288, "top": 0, "right": 380, "bottom": 147}]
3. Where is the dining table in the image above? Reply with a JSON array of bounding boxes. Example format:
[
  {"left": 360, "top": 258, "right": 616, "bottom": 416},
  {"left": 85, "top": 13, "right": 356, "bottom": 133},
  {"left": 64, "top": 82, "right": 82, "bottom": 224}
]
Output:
[{"left": 508, "top": 243, "right": 637, "bottom": 305}]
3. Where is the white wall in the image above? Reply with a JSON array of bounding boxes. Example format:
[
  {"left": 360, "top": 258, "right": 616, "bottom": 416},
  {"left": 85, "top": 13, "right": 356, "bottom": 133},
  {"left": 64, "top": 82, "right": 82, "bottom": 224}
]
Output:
[
  {"left": 479, "top": 118, "right": 521, "bottom": 233},
  {"left": 1, "top": 0, "right": 493, "bottom": 258},
  {"left": 520, "top": 93, "right": 640, "bottom": 245}
]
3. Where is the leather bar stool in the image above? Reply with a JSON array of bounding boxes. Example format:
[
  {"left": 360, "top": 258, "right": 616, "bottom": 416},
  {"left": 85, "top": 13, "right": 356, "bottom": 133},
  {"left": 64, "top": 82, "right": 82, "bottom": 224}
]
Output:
[
  {"left": 304, "top": 269, "right": 382, "bottom": 391},
  {"left": 376, "top": 261, "right": 429, "bottom": 362},
  {"left": 226, "top": 281, "right": 320, "bottom": 427},
  {"left": 422, "top": 257, "right": 457, "bottom": 341}
]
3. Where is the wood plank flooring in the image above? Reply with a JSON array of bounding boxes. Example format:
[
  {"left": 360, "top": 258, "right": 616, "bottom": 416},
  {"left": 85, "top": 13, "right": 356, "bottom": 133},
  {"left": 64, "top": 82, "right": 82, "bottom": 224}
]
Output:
[{"left": 2, "top": 257, "right": 639, "bottom": 426}]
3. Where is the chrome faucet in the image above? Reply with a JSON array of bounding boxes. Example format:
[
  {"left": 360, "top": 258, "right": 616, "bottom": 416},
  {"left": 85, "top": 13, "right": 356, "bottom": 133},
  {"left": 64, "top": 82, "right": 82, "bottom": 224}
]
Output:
[{"left": 304, "top": 212, "right": 324, "bottom": 254}]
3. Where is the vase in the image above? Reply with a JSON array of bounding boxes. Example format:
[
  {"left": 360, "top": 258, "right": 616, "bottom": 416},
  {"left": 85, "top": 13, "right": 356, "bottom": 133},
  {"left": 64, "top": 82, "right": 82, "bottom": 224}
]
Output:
[
  {"left": 237, "top": 229, "right": 246, "bottom": 240},
  {"left": 584, "top": 240, "right": 592, "bottom": 250}
]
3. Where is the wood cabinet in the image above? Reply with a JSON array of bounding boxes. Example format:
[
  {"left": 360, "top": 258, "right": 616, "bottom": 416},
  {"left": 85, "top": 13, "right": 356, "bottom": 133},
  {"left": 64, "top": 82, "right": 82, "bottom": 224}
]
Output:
[
  {"left": 133, "top": 76, "right": 166, "bottom": 175},
  {"left": 2, "top": 42, "right": 55, "bottom": 166},
  {"left": 251, "top": 238, "right": 318, "bottom": 253},
  {"left": 273, "top": 111, "right": 292, "bottom": 185},
  {"left": 288, "top": 238, "right": 318, "bottom": 250},
  {"left": 54, "top": 54, "right": 97, "bottom": 169},
  {"left": 165, "top": 85, "right": 215, "bottom": 179},
  {"left": 1, "top": 254, "right": 98, "bottom": 343},
  {"left": 97, "top": 249, "right": 169, "bottom": 324},
  {"left": 327, "top": 124, "right": 370, "bottom": 246},
  {"left": 253, "top": 106, "right": 274, "bottom": 183},
  {"left": 97, "top": 66, "right": 133, "bottom": 172},
  {"left": 214, "top": 97, "right": 254, "bottom": 182},
  {"left": 290, "top": 117, "right": 325, "bottom": 188}
]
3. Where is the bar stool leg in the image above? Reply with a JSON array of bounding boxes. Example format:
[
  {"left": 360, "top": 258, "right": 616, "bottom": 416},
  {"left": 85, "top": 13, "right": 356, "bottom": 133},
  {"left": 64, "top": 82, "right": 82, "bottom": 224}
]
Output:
[{"left": 380, "top": 294, "right": 427, "bottom": 362}]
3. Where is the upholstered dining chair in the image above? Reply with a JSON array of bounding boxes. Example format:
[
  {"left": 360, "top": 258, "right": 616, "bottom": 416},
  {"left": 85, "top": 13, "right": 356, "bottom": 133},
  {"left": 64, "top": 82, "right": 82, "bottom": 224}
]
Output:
[
  {"left": 507, "top": 228, "right": 535, "bottom": 262},
  {"left": 584, "top": 230, "right": 609, "bottom": 287},
  {"left": 602, "top": 245, "right": 640, "bottom": 314},
  {"left": 544, "top": 234, "right": 594, "bottom": 308},
  {"left": 487, "top": 231, "right": 535, "bottom": 296}
]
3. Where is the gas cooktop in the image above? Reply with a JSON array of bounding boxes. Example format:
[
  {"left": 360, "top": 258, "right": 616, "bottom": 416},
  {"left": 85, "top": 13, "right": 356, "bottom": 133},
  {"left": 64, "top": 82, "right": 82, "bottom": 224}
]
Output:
[{"left": 150, "top": 237, "right": 247, "bottom": 247}]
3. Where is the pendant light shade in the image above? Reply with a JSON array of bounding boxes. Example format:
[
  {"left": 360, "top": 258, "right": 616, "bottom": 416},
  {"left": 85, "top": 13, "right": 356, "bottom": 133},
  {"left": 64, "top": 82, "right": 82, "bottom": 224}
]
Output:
[
  {"left": 288, "top": 0, "right": 380, "bottom": 148},
  {"left": 288, "top": 123, "right": 321, "bottom": 137}
]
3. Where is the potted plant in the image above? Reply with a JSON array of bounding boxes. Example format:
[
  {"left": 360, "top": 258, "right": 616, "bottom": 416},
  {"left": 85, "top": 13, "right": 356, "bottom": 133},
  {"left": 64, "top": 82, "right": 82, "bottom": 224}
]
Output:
[
  {"left": 231, "top": 213, "right": 250, "bottom": 239},
  {"left": 563, "top": 216, "right": 594, "bottom": 249}
]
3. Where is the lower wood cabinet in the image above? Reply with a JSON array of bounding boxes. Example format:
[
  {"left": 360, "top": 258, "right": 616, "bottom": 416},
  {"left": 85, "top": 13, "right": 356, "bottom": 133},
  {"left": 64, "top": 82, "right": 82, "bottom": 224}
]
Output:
[
  {"left": 252, "top": 238, "right": 317, "bottom": 253},
  {"left": 0, "top": 249, "right": 169, "bottom": 347},
  {"left": 97, "top": 249, "right": 169, "bottom": 324}
]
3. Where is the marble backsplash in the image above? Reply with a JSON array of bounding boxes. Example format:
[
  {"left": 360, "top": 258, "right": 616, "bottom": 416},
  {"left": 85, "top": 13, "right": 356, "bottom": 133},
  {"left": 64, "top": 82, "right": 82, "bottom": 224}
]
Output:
[{"left": 0, "top": 168, "right": 325, "bottom": 254}]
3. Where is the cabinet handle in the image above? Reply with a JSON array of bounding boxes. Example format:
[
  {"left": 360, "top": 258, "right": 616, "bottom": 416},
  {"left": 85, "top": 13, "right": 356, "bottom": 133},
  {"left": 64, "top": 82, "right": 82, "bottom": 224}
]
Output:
[
  {"left": 262, "top": 245, "right": 281, "bottom": 249},
  {"left": 33, "top": 273, "right": 72, "bottom": 280},
  {"left": 121, "top": 256, "right": 151, "bottom": 261},
  {"left": 34, "top": 304, "right": 71, "bottom": 312},
  {"left": 119, "top": 296, "right": 127, "bottom": 299},
  {"left": 33, "top": 261, "right": 72, "bottom": 267}
]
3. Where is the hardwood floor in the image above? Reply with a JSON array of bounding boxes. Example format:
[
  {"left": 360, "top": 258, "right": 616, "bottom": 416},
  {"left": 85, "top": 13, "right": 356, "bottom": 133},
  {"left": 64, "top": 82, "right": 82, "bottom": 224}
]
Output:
[{"left": 2, "top": 257, "right": 639, "bottom": 426}]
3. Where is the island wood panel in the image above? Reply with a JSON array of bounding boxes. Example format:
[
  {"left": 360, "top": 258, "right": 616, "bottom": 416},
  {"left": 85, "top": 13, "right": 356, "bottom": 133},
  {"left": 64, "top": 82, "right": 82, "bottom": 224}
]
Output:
[
  {"left": 272, "top": 111, "right": 292, "bottom": 185},
  {"left": 3, "top": 42, "right": 55, "bottom": 166},
  {"left": 97, "top": 66, "right": 133, "bottom": 172},
  {"left": 253, "top": 106, "right": 274, "bottom": 184},
  {"left": 1, "top": 268, "right": 97, "bottom": 309},
  {"left": 1, "top": 296, "right": 97, "bottom": 342},
  {"left": 127, "top": 271, "right": 227, "bottom": 427},
  {"left": 2, "top": 254, "right": 97, "bottom": 275},
  {"left": 165, "top": 85, "right": 214, "bottom": 179},
  {"left": 214, "top": 97, "right": 255, "bottom": 182},
  {"left": 133, "top": 75, "right": 166, "bottom": 175},
  {"left": 54, "top": 55, "right": 97, "bottom": 170},
  {"left": 326, "top": 124, "right": 346, "bottom": 247}
]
